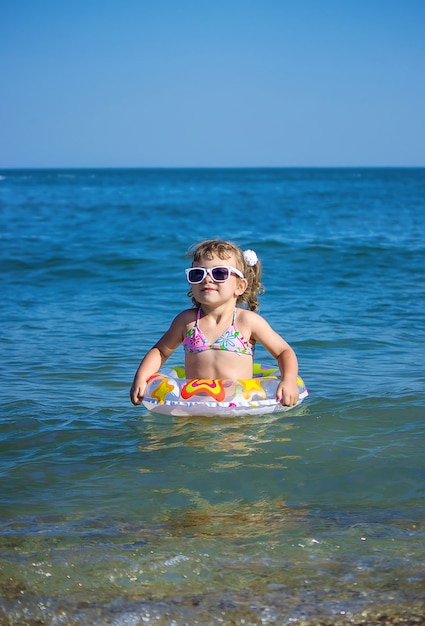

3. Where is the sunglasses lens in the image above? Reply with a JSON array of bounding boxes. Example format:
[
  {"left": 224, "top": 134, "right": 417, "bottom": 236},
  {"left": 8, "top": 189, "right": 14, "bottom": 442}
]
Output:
[
  {"left": 188, "top": 268, "right": 205, "bottom": 283},
  {"left": 211, "top": 267, "right": 230, "bottom": 281}
]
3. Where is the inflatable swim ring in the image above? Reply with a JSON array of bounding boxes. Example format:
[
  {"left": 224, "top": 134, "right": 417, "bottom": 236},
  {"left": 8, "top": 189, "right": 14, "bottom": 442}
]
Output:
[{"left": 142, "top": 363, "right": 309, "bottom": 417}]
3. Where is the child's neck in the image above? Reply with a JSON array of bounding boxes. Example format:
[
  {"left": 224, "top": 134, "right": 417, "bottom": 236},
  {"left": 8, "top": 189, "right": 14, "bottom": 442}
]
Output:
[{"left": 199, "top": 300, "right": 237, "bottom": 319}]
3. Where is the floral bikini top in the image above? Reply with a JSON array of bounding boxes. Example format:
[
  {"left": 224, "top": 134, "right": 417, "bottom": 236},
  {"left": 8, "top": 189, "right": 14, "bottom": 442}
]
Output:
[{"left": 183, "top": 308, "right": 254, "bottom": 356}]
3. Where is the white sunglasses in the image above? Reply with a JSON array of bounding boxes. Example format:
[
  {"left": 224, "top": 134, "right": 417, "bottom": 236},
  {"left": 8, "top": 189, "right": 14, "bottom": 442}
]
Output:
[{"left": 185, "top": 265, "right": 244, "bottom": 284}]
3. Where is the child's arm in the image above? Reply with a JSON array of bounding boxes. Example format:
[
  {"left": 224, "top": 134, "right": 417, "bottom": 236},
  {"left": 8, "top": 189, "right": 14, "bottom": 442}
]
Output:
[
  {"left": 275, "top": 345, "right": 300, "bottom": 406},
  {"left": 249, "top": 312, "right": 300, "bottom": 406},
  {"left": 130, "top": 312, "right": 188, "bottom": 405},
  {"left": 130, "top": 346, "right": 167, "bottom": 405}
]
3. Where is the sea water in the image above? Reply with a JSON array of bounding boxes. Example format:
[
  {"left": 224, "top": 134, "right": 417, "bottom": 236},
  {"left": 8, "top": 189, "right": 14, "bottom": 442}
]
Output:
[{"left": 0, "top": 168, "right": 424, "bottom": 625}]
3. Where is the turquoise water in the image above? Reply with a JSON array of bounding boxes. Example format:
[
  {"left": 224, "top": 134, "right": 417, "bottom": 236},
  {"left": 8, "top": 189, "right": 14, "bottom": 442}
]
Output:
[{"left": 0, "top": 168, "right": 424, "bottom": 624}]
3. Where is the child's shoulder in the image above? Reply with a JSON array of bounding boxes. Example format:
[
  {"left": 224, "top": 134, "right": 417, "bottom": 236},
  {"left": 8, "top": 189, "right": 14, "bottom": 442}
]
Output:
[
  {"left": 237, "top": 307, "right": 260, "bottom": 320},
  {"left": 237, "top": 308, "right": 272, "bottom": 330},
  {"left": 173, "top": 308, "right": 198, "bottom": 325},
  {"left": 236, "top": 307, "right": 262, "bottom": 326}
]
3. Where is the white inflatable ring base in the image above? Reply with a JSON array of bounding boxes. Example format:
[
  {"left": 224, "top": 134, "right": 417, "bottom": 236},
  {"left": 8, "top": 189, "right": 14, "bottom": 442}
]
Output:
[{"left": 142, "top": 364, "right": 309, "bottom": 417}]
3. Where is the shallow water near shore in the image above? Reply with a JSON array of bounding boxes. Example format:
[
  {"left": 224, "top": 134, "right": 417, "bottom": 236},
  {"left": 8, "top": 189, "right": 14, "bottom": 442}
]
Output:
[{"left": 0, "top": 168, "right": 424, "bottom": 624}]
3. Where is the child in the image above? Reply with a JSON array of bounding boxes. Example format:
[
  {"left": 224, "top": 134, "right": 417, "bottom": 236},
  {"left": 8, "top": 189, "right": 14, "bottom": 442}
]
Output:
[{"left": 130, "top": 239, "right": 300, "bottom": 407}]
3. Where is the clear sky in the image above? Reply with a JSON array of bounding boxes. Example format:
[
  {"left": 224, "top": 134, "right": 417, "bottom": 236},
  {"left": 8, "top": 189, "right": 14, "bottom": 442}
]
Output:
[{"left": 1, "top": 0, "right": 424, "bottom": 168}]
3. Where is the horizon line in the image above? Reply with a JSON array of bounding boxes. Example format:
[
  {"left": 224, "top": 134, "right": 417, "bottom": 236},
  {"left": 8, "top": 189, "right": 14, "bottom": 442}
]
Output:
[{"left": 1, "top": 164, "right": 425, "bottom": 171}]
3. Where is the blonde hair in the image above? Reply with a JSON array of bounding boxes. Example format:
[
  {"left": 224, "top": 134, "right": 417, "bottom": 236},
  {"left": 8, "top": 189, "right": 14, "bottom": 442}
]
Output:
[{"left": 186, "top": 239, "right": 264, "bottom": 311}]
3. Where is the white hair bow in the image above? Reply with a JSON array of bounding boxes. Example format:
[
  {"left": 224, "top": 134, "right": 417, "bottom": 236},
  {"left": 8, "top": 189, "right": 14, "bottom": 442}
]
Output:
[{"left": 243, "top": 249, "right": 258, "bottom": 266}]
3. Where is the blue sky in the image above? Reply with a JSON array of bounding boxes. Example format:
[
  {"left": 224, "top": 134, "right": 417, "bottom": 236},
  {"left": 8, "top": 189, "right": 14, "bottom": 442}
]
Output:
[{"left": 1, "top": 0, "right": 424, "bottom": 167}]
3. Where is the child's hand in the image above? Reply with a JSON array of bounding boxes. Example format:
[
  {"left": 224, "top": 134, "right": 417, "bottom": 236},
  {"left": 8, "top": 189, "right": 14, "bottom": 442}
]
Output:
[
  {"left": 276, "top": 379, "right": 300, "bottom": 407},
  {"left": 130, "top": 380, "right": 146, "bottom": 405}
]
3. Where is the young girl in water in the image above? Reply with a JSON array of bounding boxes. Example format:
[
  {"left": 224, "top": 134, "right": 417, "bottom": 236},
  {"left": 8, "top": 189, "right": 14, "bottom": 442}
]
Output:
[{"left": 130, "top": 239, "right": 300, "bottom": 407}]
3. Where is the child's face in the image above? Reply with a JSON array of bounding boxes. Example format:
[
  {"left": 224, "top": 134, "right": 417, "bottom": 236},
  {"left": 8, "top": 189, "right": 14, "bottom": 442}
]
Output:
[{"left": 191, "top": 253, "right": 247, "bottom": 305}]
